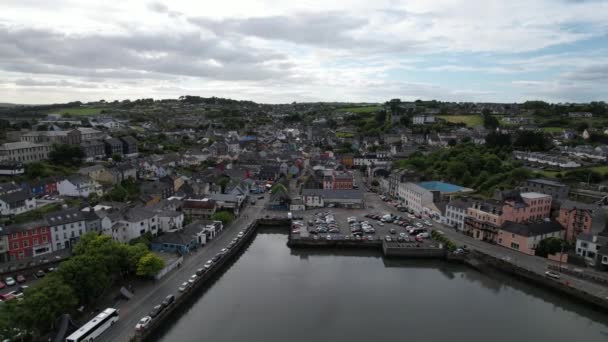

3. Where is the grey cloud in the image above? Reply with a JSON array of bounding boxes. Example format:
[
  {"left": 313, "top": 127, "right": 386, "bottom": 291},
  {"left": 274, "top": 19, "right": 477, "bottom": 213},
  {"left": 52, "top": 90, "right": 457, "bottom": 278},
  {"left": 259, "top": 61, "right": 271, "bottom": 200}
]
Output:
[
  {"left": 189, "top": 12, "right": 420, "bottom": 53},
  {"left": 0, "top": 25, "right": 290, "bottom": 82},
  {"left": 563, "top": 64, "right": 608, "bottom": 81},
  {"left": 14, "top": 78, "right": 99, "bottom": 88},
  {"left": 146, "top": 1, "right": 182, "bottom": 18}
]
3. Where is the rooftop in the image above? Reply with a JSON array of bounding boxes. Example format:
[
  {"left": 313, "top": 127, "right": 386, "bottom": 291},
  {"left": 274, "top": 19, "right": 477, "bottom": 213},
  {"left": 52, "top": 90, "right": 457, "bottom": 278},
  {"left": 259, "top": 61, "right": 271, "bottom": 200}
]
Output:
[
  {"left": 501, "top": 220, "right": 563, "bottom": 237},
  {"left": 527, "top": 178, "right": 567, "bottom": 188},
  {"left": 417, "top": 181, "right": 472, "bottom": 194},
  {"left": 520, "top": 192, "right": 550, "bottom": 199}
]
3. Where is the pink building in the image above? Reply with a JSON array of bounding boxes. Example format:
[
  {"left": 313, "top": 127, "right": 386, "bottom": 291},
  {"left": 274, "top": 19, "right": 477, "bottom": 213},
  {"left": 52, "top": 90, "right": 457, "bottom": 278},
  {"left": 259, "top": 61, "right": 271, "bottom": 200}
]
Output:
[
  {"left": 497, "top": 221, "right": 564, "bottom": 255},
  {"left": 502, "top": 192, "right": 552, "bottom": 223},
  {"left": 466, "top": 192, "right": 552, "bottom": 243},
  {"left": 557, "top": 200, "right": 604, "bottom": 242}
]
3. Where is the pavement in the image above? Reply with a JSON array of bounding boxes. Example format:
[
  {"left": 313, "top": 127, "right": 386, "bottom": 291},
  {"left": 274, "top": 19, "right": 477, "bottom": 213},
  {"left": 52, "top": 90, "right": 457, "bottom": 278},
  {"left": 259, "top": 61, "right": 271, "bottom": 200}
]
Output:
[{"left": 96, "top": 196, "right": 269, "bottom": 342}]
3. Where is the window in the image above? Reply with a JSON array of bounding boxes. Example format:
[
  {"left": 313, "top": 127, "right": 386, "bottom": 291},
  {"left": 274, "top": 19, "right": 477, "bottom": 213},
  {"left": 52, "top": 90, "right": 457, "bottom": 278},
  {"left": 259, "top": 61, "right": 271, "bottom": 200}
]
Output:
[
  {"left": 42, "top": 236, "right": 47, "bottom": 243},
  {"left": 511, "top": 242, "right": 520, "bottom": 250},
  {"left": 12, "top": 242, "right": 19, "bottom": 249},
  {"left": 22, "top": 240, "right": 29, "bottom": 247},
  {"left": 41, "top": 227, "right": 46, "bottom": 233},
  {"left": 11, "top": 233, "right": 17, "bottom": 239},
  {"left": 33, "top": 238, "right": 38, "bottom": 245}
]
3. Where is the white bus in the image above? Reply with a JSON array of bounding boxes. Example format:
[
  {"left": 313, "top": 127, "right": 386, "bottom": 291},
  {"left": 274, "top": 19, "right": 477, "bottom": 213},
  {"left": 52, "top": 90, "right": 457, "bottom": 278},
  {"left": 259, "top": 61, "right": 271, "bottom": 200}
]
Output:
[{"left": 66, "top": 308, "right": 119, "bottom": 342}]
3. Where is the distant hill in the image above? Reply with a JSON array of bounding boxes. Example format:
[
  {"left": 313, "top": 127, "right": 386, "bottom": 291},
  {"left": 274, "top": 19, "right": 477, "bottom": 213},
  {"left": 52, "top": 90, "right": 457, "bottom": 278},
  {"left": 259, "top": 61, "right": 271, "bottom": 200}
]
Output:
[{"left": 0, "top": 103, "right": 18, "bottom": 107}]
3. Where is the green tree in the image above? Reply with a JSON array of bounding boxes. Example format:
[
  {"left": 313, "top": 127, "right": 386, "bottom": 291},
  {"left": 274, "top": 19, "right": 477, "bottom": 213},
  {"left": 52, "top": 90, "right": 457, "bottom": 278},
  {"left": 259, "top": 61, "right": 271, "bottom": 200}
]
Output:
[
  {"left": 535, "top": 237, "right": 566, "bottom": 257},
  {"left": 49, "top": 144, "right": 85, "bottom": 167},
  {"left": 136, "top": 253, "right": 165, "bottom": 277},
  {"left": 13, "top": 275, "right": 78, "bottom": 336},
  {"left": 25, "top": 162, "right": 49, "bottom": 179},
  {"left": 111, "top": 153, "right": 123, "bottom": 162},
  {"left": 57, "top": 254, "right": 112, "bottom": 304},
  {"left": 106, "top": 184, "right": 128, "bottom": 201},
  {"left": 211, "top": 211, "right": 235, "bottom": 225}
]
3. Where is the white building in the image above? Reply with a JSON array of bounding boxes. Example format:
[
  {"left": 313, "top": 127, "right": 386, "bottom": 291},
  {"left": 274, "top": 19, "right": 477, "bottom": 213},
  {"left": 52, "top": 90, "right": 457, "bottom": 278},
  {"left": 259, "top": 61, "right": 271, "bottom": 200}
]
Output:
[
  {"left": 45, "top": 208, "right": 87, "bottom": 251},
  {"left": 58, "top": 175, "right": 102, "bottom": 198},
  {"left": 413, "top": 115, "right": 436, "bottom": 125},
  {"left": 445, "top": 198, "right": 473, "bottom": 231},
  {"left": 576, "top": 233, "right": 607, "bottom": 266},
  {"left": 99, "top": 207, "right": 159, "bottom": 243},
  {"left": 157, "top": 211, "right": 184, "bottom": 233},
  {"left": 0, "top": 190, "right": 36, "bottom": 216},
  {"left": 0, "top": 141, "right": 51, "bottom": 163},
  {"left": 398, "top": 182, "right": 433, "bottom": 215}
]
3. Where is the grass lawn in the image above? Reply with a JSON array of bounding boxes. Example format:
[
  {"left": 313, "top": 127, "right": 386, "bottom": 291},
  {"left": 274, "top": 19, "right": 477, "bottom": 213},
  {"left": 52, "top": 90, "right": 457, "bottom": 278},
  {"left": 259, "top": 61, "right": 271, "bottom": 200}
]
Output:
[
  {"left": 49, "top": 107, "right": 104, "bottom": 116},
  {"left": 438, "top": 115, "right": 483, "bottom": 127},
  {"left": 541, "top": 127, "right": 564, "bottom": 133},
  {"left": 336, "top": 106, "right": 383, "bottom": 113},
  {"left": 590, "top": 166, "right": 608, "bottom": 175}
]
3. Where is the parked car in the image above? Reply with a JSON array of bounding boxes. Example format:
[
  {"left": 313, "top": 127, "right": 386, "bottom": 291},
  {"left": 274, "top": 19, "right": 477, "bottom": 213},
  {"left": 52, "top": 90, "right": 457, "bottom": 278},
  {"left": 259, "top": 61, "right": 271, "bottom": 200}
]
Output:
[
  {"left": 149, "top": 305, "right": 164, "bottom": 318},
  {"left": 5, "top": 277, "right": 16, "bottom": 286},
  {"left": 545, "top": 271, "right": 561, "bottom": 280},
  {"left": 417, "top": 232, "right": 430, "bottom": 239},
  {"left": 178, "top": 282, "right": 190, "bottom": 292},
  {"left": 35, "top": 270, "right": 45, "bottom": 278},
  {"left": 0, "top": 281, "right": 5, "bottom": 289},
  {"left": 16, "top": 275, "right": 26, "bottom": 283},
  {"left": 389, "top": 229, "right": 396, "bottom": 235},
  {"left": 161, "top": 294, "right": 175, "bottom": 307},
  {"left": 189, "top": 274, "right": 198, "bottom": 284},
  {"left": 385, "top": 235, "right": 392, "bottom": 242},
  {"left": 135, "top": 316, "right": 152, "bottom": 331}
]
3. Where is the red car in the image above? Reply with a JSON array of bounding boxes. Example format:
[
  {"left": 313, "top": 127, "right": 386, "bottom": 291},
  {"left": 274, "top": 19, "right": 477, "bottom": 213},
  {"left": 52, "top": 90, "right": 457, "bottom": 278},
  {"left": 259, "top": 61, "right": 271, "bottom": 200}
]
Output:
[
  {"left": 16, "top": 275, "right": 26, "bottom": 283},
  {"left": 0, "top": 281, "right": 5, "bottom": 289}
]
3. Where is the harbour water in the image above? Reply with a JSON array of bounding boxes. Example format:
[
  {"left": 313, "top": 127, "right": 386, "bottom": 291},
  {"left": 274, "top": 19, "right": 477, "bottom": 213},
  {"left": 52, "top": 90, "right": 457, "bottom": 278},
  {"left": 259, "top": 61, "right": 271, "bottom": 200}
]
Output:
[{"left": 156, "top": 230, "right": 608, "bottom": 342}]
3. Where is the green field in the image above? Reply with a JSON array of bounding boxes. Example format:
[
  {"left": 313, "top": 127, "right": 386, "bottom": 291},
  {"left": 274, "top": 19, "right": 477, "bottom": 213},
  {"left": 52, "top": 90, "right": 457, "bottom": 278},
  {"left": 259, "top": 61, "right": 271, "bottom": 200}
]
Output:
[
  {"left": 336, "top": 106, "right": 383, "bottom": 113},
  {"left": 49, "top": 107, "right": 104, "bottom": 116},
  {"left": 438, "top": 115, "right": 483, "bottom": 127},
  {"left": 541, "top": 127, "right": 564, "bottom": 133}
]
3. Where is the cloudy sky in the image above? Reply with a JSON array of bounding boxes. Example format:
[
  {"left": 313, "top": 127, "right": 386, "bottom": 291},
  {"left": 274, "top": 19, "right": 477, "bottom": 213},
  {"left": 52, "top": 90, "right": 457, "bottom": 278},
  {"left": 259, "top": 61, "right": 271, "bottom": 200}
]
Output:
[{"left": 1, "top": 0, "right": 607, "bottom": 104}]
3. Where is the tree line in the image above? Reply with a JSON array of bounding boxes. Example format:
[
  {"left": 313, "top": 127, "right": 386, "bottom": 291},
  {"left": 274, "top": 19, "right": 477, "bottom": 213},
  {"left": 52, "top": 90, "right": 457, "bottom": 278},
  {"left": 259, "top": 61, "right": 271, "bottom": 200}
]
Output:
[{"left": 0, "top": 233, "right": 164, "bottom": 340}]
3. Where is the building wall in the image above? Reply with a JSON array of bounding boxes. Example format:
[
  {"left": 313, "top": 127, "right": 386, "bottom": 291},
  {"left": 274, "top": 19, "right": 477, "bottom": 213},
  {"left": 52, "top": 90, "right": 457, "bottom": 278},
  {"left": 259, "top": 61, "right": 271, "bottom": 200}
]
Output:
[
  {"left": 522, "top": 180, "right": 569, "bottom": 200},
  {"left": 576, "top": 238, "right": 601, "bottom": 263},
  {"left": 7, "top": 226, "right": 52, "bottom": 260},
  {"left": 497, "top": 229, "right": 563, "bottom": 256},
  {"left": 0, "top": 144, "right": 51, "bottom": 163},
  {"left": 559, "top": 208, "right": 592, "bottom": 242},
  {"left": 496, "top": 230, "right": 535, "bottom": 255},
  {"left": 50, "top": 220, "right": 86, "bottom": 251},
  {"left": 445, "top": 205, "right": 468, "bottom": 230}
]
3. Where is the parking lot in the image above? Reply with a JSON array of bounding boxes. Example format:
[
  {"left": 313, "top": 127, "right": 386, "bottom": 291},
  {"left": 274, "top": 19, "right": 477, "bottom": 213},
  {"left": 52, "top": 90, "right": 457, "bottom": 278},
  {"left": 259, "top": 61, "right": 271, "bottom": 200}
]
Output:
[{"left": 292, "top": 206, "right": 439, "bottom": 248}]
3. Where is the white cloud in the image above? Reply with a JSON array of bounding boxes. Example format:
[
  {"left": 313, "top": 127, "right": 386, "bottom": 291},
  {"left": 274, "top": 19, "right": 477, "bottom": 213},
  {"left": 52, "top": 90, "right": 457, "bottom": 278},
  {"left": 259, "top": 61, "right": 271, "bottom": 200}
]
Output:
[{"left": 0, "top": 0, "right": 607, "bottom": 103}]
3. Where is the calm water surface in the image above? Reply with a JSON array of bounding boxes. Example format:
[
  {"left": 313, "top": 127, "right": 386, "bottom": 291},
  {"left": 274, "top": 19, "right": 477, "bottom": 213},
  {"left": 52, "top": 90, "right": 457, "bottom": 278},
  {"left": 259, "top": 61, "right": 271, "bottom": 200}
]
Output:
[{"left": 156, "top": 230, "right": 608, "bottom": 342}]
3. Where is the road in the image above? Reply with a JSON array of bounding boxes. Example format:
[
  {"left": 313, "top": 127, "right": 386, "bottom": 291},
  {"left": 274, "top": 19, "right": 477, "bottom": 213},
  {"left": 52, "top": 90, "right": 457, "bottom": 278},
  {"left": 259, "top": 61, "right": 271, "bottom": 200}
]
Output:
[{"left": 97, "top": 197, "right": 268, "bottom": 342}]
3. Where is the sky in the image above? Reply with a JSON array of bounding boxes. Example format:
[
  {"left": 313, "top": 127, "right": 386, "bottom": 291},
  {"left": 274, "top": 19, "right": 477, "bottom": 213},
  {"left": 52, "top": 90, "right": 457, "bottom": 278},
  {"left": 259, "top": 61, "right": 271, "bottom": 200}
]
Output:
[{"left": 1, "top": 0, "right": 607, "bottom": 104}]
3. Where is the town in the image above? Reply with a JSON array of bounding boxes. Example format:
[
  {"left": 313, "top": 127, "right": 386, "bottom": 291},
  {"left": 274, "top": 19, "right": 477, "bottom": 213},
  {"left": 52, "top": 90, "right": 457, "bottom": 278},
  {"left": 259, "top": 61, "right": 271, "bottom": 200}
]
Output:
[{"left": 0, "top": 98, "right": 607, "bottom": 340}]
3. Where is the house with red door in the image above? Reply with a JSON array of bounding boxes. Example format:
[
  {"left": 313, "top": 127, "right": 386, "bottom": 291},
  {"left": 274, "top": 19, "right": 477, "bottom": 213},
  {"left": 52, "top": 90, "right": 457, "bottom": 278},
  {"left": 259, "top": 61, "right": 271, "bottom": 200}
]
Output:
[{"left": 3, "top": 220, "right": 52, "bottom": 260}]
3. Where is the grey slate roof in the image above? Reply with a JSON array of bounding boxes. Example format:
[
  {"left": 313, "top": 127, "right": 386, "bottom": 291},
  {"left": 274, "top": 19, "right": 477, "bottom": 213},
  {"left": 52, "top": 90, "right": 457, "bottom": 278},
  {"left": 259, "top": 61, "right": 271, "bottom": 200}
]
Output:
[
  {"left": 301, "top": 189, "right": 364, "bottom": 200},
  {"left": 527, "top": 178, "right": 567, "bottom": 188},
  {"left": 501, "top": 221, "right": 563, "bottom": 237},
  {"left": 44, "top": 208, "right": 86, "bottom": 226},
  {"left": 0, "top": 190, "right": 31, "bottom": 204}
]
